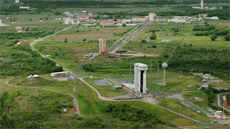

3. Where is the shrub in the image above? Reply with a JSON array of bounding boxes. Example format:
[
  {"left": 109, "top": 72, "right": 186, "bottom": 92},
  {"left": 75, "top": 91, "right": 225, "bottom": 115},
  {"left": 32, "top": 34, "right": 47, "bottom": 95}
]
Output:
[
  {"left": 150, "top": 34, "right": 157, "bottom": 40},
  {"left": 224, "top": 34, "right": 230, "bottom": 41},
  {"left": 210, "top": 35, "right": 218, "bottom": 41}
]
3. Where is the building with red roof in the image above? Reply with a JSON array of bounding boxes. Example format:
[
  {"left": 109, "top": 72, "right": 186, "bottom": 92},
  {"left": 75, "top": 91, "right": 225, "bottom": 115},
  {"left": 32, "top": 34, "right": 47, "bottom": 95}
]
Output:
[{"left": 20, "top": 42, "right": 30, "bottom": 45}]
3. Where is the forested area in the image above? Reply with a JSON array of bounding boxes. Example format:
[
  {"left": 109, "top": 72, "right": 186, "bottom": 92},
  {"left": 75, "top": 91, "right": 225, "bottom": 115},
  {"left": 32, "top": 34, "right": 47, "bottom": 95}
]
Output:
[
  {"left": 167, "top": 45, "right": 230, "bottom": 81},
  {"left": 0, "top": 39, "right": 63, "bottom": 76},
  {"left": 105, "top": 104, "right": 176, "bottom": 128}
]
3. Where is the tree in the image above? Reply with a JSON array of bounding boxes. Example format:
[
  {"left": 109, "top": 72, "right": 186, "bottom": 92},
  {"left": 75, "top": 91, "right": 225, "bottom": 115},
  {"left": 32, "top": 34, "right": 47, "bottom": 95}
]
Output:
[
  {"left": 40, "top": 18, "right": 42, "bottom": 20},
  {"left": 141, "top": 39, "right": 147, "bottom": 43},
  {"left": 152, "top": 44, "right": 157, "bottom": 48},
  {"left": 46, "top": 17, "right": 48, "bottom": 20},
  {"left": 122, "top": 24, "right": 126, "bottom": 27},
  {"left": 83, "top": 38, "right": 86, "bottom": 41},
  {"left": 150, "top": 34, "right": 157, "bottom": 40},
  {"left": 210, "top": 35, "right": 218, "bottom": 41},
  {"left": 224, "top": 34, "right": 230, "bottom": 41},
  {"left": 65, "top": 38, "right": 67, "bottom": 43}
]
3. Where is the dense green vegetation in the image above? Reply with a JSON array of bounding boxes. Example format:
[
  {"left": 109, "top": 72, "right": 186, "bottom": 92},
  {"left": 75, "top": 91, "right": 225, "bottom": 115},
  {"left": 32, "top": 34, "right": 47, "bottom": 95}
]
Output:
[
  {"left": 0, "top": 39, "right": 63, "bottom": 76},
  {"left": 0, "top": 31, "right": 54, "bottom": 39},
  {"left": 168, "top": 45, "right": 230, "bottom": 80},
  {"left": 105, "top": 104, "right": 176, "bottom": 128}
]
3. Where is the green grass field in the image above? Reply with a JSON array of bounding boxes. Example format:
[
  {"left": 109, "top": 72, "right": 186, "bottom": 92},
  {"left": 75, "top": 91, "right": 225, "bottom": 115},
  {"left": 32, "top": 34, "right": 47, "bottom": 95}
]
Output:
[{"left": 158, "top": 98, "right": 214, "bottom": 123}]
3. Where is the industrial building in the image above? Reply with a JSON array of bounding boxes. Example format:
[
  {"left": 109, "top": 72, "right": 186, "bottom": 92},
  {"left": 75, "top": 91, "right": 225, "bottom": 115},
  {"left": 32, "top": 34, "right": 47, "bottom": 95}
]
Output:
[
  {"left": 148, "top": 13, "right": 157, "bottom": 21},
  {"left": 123, "top": 63, "right": 148, "bottom": 95},
  {"left": 167, "top": 16, "right": 201, "bottom": 23},
  {"left": 15, "top": 26, "right": 23, "bottom": 32},
  {"left": 63, "top": 18, "right": 79, "bottom": 25},
  {"left": 51, "top": 71, "right": 68, "bottom": 77},
  {"left": 99, "top": 39, "right": 107, "bottom": 55}
]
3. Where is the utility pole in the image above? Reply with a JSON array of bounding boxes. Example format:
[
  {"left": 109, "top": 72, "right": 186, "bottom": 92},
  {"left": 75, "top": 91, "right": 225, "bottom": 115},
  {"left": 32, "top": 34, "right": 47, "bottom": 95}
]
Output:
[
  {"left": 150, "top": 60, "right": 152, "bottom": 94},
  {"left": 157, "top": 63, "right": 159, "bottom": 96},
  {"left": 73, "top": 71, "right": 77, "bottom": 114}
]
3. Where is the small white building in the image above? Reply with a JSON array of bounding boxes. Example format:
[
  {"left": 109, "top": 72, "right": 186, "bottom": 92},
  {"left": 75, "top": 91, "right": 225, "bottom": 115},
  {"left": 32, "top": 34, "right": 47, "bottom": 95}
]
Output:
[
  {"left": 63, "top": 18, "right": 79, "bottom": 25},
  {"left": 19, "top": 6, "right": 30, "bottom": 10},
  {"left": 15, "top": 0, "right": 19, "bottom": 3}
]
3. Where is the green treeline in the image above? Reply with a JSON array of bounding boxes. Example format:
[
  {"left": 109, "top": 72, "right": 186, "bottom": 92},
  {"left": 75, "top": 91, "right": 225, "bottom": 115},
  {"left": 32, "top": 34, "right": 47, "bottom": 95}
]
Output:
[
  {"left": 0, "top": 39, "right": 63, "bottom": 76},
  {"left": 0, "top": 31, "right": 54, "bottom": 39},
  {"left": 192, "top": 25, "right": 229, "bottom": 39}
]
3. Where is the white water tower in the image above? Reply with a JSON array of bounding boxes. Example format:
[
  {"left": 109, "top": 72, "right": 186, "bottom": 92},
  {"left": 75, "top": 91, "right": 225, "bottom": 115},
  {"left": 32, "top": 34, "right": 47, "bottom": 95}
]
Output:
[{"left": 162, "top": 62, "right": 168, "bottom": 85}]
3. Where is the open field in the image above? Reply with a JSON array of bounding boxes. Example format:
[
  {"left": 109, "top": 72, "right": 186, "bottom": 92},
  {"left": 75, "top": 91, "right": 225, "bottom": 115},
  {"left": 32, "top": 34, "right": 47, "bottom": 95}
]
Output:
[{"left": 158, "top": 98, "right": 214, "bottom": 123}]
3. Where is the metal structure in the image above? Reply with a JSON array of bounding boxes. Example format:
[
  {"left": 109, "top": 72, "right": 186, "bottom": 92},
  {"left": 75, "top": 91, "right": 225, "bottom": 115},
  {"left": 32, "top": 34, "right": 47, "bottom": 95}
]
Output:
[
  {"left": 73, "top": 71, "right": 77, "bottom": 114},
  {"left": 162, "top": 62, "right": 168, "bottom": 86}
]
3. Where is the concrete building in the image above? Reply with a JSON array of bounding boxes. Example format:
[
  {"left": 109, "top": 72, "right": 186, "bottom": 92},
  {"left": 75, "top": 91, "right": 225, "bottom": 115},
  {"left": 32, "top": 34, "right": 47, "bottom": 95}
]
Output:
[
  {"left": 132, "top": 17, "right": 147, "bottom": 21},
  {"left": 161, "top": 39, "right": 172, "bottom": 42},
  {"left": 201, "top": 0, "right": 203, "bottom": 9},
  {"left": 149, "top": 13, "right": 157, "bottom": 21},
  {"left": 78, "top": 16, "right": 90, "bottom": 21},
  {"left": 15, "top": 0, "right": 19, "bottom": 3},
  {"left": 19, "top": 6, "right": 30, "bottom": 9},
  {"left": 99, "top": 39, "right": 107, "bottom": 55},
  {"left": 74, "top": 11, "right": 93, "bottom": 16},
  {"left": 134, "top": 63, "right": 148, "bottom": 94},
  {"left": 63, "top": 18, "right": 79, "bottom": 25},
  {"left": 51, "top": 71, "right": 68, "bottom": 77}
]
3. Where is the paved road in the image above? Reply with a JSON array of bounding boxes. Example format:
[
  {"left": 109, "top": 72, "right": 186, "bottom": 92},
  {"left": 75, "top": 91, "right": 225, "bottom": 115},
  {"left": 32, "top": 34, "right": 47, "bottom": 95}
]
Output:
[
  {"left": 217, "top": 93, "right": 230, "bottom": 113},
  {"left": 111, "top": 21, "right": 152, "bottom": 53},
  {"left": 5, "top": 80, "right": 82, "bottom": 116}
]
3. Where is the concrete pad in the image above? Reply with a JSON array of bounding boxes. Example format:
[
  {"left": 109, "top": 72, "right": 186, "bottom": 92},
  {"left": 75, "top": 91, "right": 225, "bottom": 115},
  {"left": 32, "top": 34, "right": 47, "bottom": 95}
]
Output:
[{"left": 92, "top": 79, "right": 113, "bottom": 86}]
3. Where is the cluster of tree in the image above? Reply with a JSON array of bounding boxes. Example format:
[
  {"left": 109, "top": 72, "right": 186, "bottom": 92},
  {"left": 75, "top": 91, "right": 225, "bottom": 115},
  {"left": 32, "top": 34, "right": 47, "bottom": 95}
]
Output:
[
  {"left": 227, "top": 95, "right": 230, "bottom": 106},
  {"left": 157, "top": 6, "right": 230, "bottom": 20},
  {"left": 168, "top": 46, "right": 230, "bottom": 80},
  {"left": 105, "top": 104, "right": 176, "bottom": 127},
  {"left": 193, "top": 25, "right": 229, "bottom": 41},
  {"left": 0, "top": 39, "right": 63, "bottom": 76},
  {"left": 193, "top": 25, "right": 215, "bottom": 31},
  {"left": 0, "top": 31, "right": 54, "bottom": 39}
]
